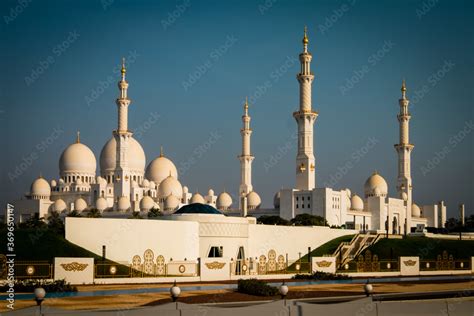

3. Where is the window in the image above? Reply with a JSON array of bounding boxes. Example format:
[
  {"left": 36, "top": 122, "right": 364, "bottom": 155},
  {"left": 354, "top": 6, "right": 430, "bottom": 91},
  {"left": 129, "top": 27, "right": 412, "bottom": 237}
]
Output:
[
  {"left": 308, "top": 197, "right": 310, "bottom": 201},
  {"left": 296, "top": 204, "right": 299, "bottom": 209},
  {"left": 208, "top": 246, "right": 223, "bottom": 258},
  {"left": 308, "top": 204, "right": 310, "bottom": 208},
  {"left": 296, "top": 197, "right": 299, "bottom": 201},
  {"left": 302, "top": 196, "right": 304, "bottom": 201}
]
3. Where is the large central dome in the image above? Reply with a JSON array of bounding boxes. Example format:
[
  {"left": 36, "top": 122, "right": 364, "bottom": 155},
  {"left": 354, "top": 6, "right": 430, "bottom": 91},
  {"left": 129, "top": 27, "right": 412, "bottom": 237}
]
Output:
[
  {"left": 59, "top": 141, "right": 96, "bottom": 176},
  {"left": 100, "top": 136, "right": 146, "bottom": 175}
]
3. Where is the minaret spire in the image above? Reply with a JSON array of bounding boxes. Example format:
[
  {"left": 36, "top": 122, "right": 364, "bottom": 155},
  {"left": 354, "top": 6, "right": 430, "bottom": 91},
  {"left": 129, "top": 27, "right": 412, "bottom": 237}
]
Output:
[
  {"left": 294, "top": 26, "right": 318, "bottom": 190},
  {"left": 395, "top": 79, "right": 414, "bottom": 234},
  {"left": 76, "top": 131, "right": 80, "bottom": 143},
  {"left": 239, "top": 97, "right": 254, "bottom": 213}
]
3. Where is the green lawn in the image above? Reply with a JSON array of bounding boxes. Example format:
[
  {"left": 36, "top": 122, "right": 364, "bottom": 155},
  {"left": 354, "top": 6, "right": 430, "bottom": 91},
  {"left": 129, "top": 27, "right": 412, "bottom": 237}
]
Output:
[
  {"left": 363, "top": 236, "right": 474, "bottom": 260},
  {"left": 1, "top": 228, "right": 104, "bottom": 262}
]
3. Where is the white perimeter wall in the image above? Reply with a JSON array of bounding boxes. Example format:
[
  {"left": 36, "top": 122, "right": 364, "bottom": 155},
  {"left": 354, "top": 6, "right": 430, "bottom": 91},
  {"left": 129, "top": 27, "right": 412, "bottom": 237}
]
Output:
[
  {"left": 65, "top": 217, "right": 199, "bottom": 263},
  {"left": 248, "top": 225, "right": 357, "bottom": 259}
]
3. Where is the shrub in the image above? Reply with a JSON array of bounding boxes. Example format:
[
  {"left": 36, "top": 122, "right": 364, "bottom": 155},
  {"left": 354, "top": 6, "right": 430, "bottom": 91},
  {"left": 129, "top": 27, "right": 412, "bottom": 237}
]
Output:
[
  {"left": 0, "top": 279, "right": 77, "bottom": 293},
  {"left": 237, "top": 279, "right": 279, "bottom": 296},
  {"left": 257, "top": 215, "right": 290, "bottom": 226},
  {"left": 292, "top": 271, "right": 351, "bottom": 280}
]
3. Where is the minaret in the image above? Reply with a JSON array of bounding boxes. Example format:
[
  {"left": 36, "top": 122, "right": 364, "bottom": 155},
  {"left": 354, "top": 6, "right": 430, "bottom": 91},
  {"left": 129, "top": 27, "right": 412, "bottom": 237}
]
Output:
[
  {"left": 395, "top": 80, "right": 414, "bottom": 232},
  {"left": 239, "top": 97, "right": 254, "bottom": 213},
  {"left": 294, "top": 27, "right": 318, "bottom": 190},
  {"left": 113, "top": 58, "right": 133, "bottom": 208}
]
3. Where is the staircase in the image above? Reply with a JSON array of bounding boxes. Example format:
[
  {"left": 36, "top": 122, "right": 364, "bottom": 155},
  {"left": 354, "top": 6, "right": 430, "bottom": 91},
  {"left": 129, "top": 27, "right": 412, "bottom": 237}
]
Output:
[{"left": 333, "top": 233, "right": 381, "bottom": 268}]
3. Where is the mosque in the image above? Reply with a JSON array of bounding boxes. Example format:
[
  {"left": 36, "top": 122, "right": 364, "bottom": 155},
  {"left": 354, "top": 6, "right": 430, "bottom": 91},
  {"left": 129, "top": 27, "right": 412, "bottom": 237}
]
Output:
[{"left": 10, "top": 28, "right": 447, "bottom": 235}]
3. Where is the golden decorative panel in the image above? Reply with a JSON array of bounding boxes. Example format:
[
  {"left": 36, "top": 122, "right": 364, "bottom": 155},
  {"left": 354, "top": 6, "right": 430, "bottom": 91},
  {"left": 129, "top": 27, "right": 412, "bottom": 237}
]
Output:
[
  {"left": 315, "top": 260, "right": 332, "bottom": 268},
  {"left": 403, "top": 259, "right": 417, "bottom": 267},
  {"left": 205, "top": 261, "right": 226, "bottom": 270},
  {"left": 60, "top": 262, "right": 89, "bottom": 272}
]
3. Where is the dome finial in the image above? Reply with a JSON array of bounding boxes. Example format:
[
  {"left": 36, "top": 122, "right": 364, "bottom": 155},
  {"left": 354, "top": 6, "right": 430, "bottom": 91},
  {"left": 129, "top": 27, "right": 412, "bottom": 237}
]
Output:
[
  {"left": 121, "top": 57, "right": 126, "bottom": 79},
  {"left": 76, "top": 131, "right": 80, "bottom": 143},
  {"left": 244, "top": 96, "right": 249, "bottom": 115},
  {"left": 302, "top": 26, "right": 309, "bottom": 47},
  {"left": 401, "top": 79, "right": 407, "bottom": 98},
  {"left": 160, "top": 145, "right": 164, "bottom": 157},
  {"left": 39, "top": 172, "right": 43, "bottom": 178}
]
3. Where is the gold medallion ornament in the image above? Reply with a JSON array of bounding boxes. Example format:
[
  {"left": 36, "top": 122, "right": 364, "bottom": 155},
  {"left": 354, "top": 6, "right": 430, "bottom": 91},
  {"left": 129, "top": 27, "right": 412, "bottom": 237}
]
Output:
[
  {"left": 60, "top": 262, "right": 89, "bottom": 272},
  {"left": 205, "top": 261, "right": 226, "bottom": 270},
  {"left": 179, "top": 265, "right": 186, "bottom": 273},
  {"left": 26, "top": 266, "right": 35, "bottom": 275},
  {"left": 403, "top": 259, "right": 417, "bottom": 267},
  {"left": 315, "top": 260, "right": 332, "bottom": 268}
]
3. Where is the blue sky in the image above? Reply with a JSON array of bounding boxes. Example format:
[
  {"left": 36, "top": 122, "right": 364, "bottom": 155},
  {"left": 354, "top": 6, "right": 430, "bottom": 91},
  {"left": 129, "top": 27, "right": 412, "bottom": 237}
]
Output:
[{"left": 1, "top": 0, "right": 473, "bottom": 217}]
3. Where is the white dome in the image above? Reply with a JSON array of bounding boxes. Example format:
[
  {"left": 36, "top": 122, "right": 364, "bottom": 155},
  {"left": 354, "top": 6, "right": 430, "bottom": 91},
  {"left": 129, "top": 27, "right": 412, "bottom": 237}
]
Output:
[
  {"left": 145, "top": 156, "right": 178, "bottom": 185},
  {"left": 247, "top": 191, "right": 261, "bottom": 210},
  {"left": 216, "top": 192, "right": 232, "bottom": 210},
  {"left": 30, "top": 177, "right": 51, "bottom": 199},
  {"left": 190, "top": 193, "right": 205, "bottom": 204},
  {"left": 117, "top": 196, "right": 131, "bottom": 211},
  {"left": 100, "top": 136, "right": 146, "bottom": 175},
  {"left": 50, "top": 179, "right": 57, "bottom": 187},
  {"left": 183, "top": 186, "right": 189, "bottom": 194},
  {"left": 140, "top": 196, "right": 154, "bottom": 211},
  {"left": 74, "top": 198, "right": 87, "bottom": 212},
  {"left": 53, "top": 199, "right": 67, "bottom": 212},
  {"left": 58, "top": 178, "right": 65, "bottom": 185},
  {"left": 59, "top": 141, "right": 96, "bottom": 176},
  {"left": 208, "top": 189, "right": 214, "bottom": 196},
  {"left": 142, "top": 179, "right": 150, "bottom": 187},
  {"left": 149, "top": 181, "right": 156, "bottom": 189},
  {"left": 412, "top": 203, "right": 421, "bottom": 217},
  {"left": 95, "top": 197, "right": 107, "bottom": 211},
  {"left": 96, "top": 176, "right": 107, "bottom": 186},
  {"left": 351, "top": 195, "right": 364, "bottom": 211},
  {"left": 273, "top": 191, "right": 280, "bottom": 209},
  {"left": 364, "top": 171, "right": 388, "bottom": 198},
  {"left": 164, "top": 194, "right": 180, "bottom": 211},
  {"left": 158, "top": 176, "right": 183, "bottom": 199}
]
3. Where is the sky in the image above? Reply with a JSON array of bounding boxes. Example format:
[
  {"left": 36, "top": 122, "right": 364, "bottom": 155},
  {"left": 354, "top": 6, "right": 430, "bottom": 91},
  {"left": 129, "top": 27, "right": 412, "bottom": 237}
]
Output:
[{"left": 1, "top": 0, "right": 473, "bottom": 218}]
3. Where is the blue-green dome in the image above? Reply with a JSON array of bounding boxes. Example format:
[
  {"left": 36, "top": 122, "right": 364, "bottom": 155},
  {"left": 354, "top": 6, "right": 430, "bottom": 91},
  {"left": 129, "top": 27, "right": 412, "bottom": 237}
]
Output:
[{"left": 175, "top": 203, "right": 223, "bottom": 215}]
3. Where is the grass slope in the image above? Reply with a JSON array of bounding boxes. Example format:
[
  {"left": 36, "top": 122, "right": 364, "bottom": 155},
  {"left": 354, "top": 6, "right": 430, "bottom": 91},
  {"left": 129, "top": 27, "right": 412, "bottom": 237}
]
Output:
[
  {"left": 364, "top": 236, "right": 474, "bottom": 260},
  {"left": 1, "top": 229, "right": 103, "bottom": 262}
]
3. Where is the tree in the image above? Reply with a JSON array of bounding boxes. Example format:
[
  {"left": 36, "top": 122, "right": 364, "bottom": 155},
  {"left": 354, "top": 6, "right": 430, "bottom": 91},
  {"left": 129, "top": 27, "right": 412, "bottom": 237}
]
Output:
[
  {"left": 147, "top": 208, "right": 161, "bottom": 218},
  {"left": 47, "top": 211, "right": 65, "bottom": 236},
  {"left": 257, "top": 215, "right": 290, "bottom": 226},
  {"left": 18, "top": 213, "right": 47, "bottom": 229},
  {"left": 290, "top": 214, "right": 328, "bottom": 227},
  {"left": 445, "top": 217, "right": 460, "bottom": 232},
  {"left": 129, "top": 211, "right": 142, "bottom": 219},
  {"left": 86, "top": 208, "right": 102, "bottom": 218},
  {"left": 67, "top": 210, "right": 82, "bottom": 217}
]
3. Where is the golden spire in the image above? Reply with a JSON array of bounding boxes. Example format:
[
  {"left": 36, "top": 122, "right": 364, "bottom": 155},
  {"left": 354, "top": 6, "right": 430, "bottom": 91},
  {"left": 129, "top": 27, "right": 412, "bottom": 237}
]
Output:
[
  {"left": 121, "top": 57, "right": 126, "bottom": 79},
  {"left": 302, "top": 26, "right": 309, "bottom": 45},
  {"left": 160, "top": 146, "right": 164, "bottom": 157},
  {"left": 76, "top": 131, "right": 80, "bottom": 143},
  {"left": 244, "top": 96, "right": 249, "bottom": 115},
  {"left": 401, "top": 79, "right": 407, "bottom": 99}
]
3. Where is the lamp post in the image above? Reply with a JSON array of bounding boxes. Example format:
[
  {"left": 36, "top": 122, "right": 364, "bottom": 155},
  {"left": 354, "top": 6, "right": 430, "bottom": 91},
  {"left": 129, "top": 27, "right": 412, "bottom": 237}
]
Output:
[
  {"left": 170, "top": 280, "right": 181, "bottom": 303},
  {"left": 279, "top": 281, "right": 289, "bottom": 305},
  {"left": 34, "top": 287, "right": 46, "bottom": 315},
  {"left": 364, "top": 279, "right": 373, "bottom": 297}
]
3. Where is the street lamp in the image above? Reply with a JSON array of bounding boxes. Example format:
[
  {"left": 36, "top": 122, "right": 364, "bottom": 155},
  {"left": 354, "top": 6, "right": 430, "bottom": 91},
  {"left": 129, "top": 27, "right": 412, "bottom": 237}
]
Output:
[
  {"left": 364, "top": 279, "right": 373, "bottom": 297},
  {"left": 34, "top": 287, "right": 46, "bottom": 315},
  {"left": 170, "top": 280, "right": 181, "bottom": 302},
  {"left": 279, "top": 281, "right": 289, "bottom": 300}
]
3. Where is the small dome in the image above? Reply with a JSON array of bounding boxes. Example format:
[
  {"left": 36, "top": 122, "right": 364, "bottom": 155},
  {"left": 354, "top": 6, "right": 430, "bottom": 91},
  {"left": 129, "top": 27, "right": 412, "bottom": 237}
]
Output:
[
  {"left": 364, "top": 171, "right": 388, "bottom": 198},
  {"left": 74, "top": 198, "right": 87, "bottom": 212},
  {"left": 149, "top": 181, "right": 156, "bottom": 189},
  {"left": 117, "top": 196, "right": 130, "bottom": 212},
  {"left": 164, "top": 194, "right": 180, "bottom": 211},
  {"left": 95, "top": 197, "right": 107, "bottom": 211},
  {"left": 142, "top": 179, "right": 150, "bottom": 187},
  {"left": 190, "top": 192, "right": 205, "bottom": 204},
  {"left": 412, "top": 203, "right": 421, "bottom": 217},
  {"left": 53, "top": 199, "right": 67, "bottom": 212},
  {"left": 158, "top": 176, "right": 183, "bottom": 199},
  {"left": 273, "top": 191, "right": 280, "bottom": 209},
  {"left": 247, "top": 191, "right": 261, "bottom": 210},
  {"left": 183, "top": 186, "right": 189, "bottom": 194},
  {"left": 175, "top": 203, "right": 223, "bottom": 215},
  {"left": 50, "top": 179, "right": 57, "bottom": 187},
  {"left": 58, "top": 178, "right": 65, "bottom": 185},
  {"left": 145, "top": 156, "right": 178, "bottom": 186},
  {"left": 140, "top": 196, "right": 154, "bottom": 212},
  {"left": 30, "top": 176, "right": 51, "bottom": 199},
  {"left": 95, "top": 176, "right": 107, "bottom": 185},
  {"left": 208, "top": 189, "right": 214, "bottom": 196},
  {"left": 100, "top": 136, "right": 146, "bottom": 176},
  {"left": 216, "top": 192, "right": 232, "bottom": 210},
  {"left": 351, "top": 194, "right": 364, "bottom": 211},
  {"left": 59, "top": 140, "right": 96, "bottom": 176}
]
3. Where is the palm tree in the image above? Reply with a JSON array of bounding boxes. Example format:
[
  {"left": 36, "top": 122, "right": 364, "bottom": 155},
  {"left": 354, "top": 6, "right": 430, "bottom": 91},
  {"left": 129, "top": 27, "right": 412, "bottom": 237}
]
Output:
[
  {"left": 87, "top": 208, "right": 102, "bottom": 218},
  {"left": 147, "top": 208, "right": 161, "bottom": 218}
]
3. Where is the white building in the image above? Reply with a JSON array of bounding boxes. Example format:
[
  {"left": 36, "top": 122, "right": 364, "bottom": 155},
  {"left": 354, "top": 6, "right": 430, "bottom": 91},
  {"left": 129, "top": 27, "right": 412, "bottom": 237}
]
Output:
[{"left": 8, "top": 28, "right": 447, "bottom": 234}]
